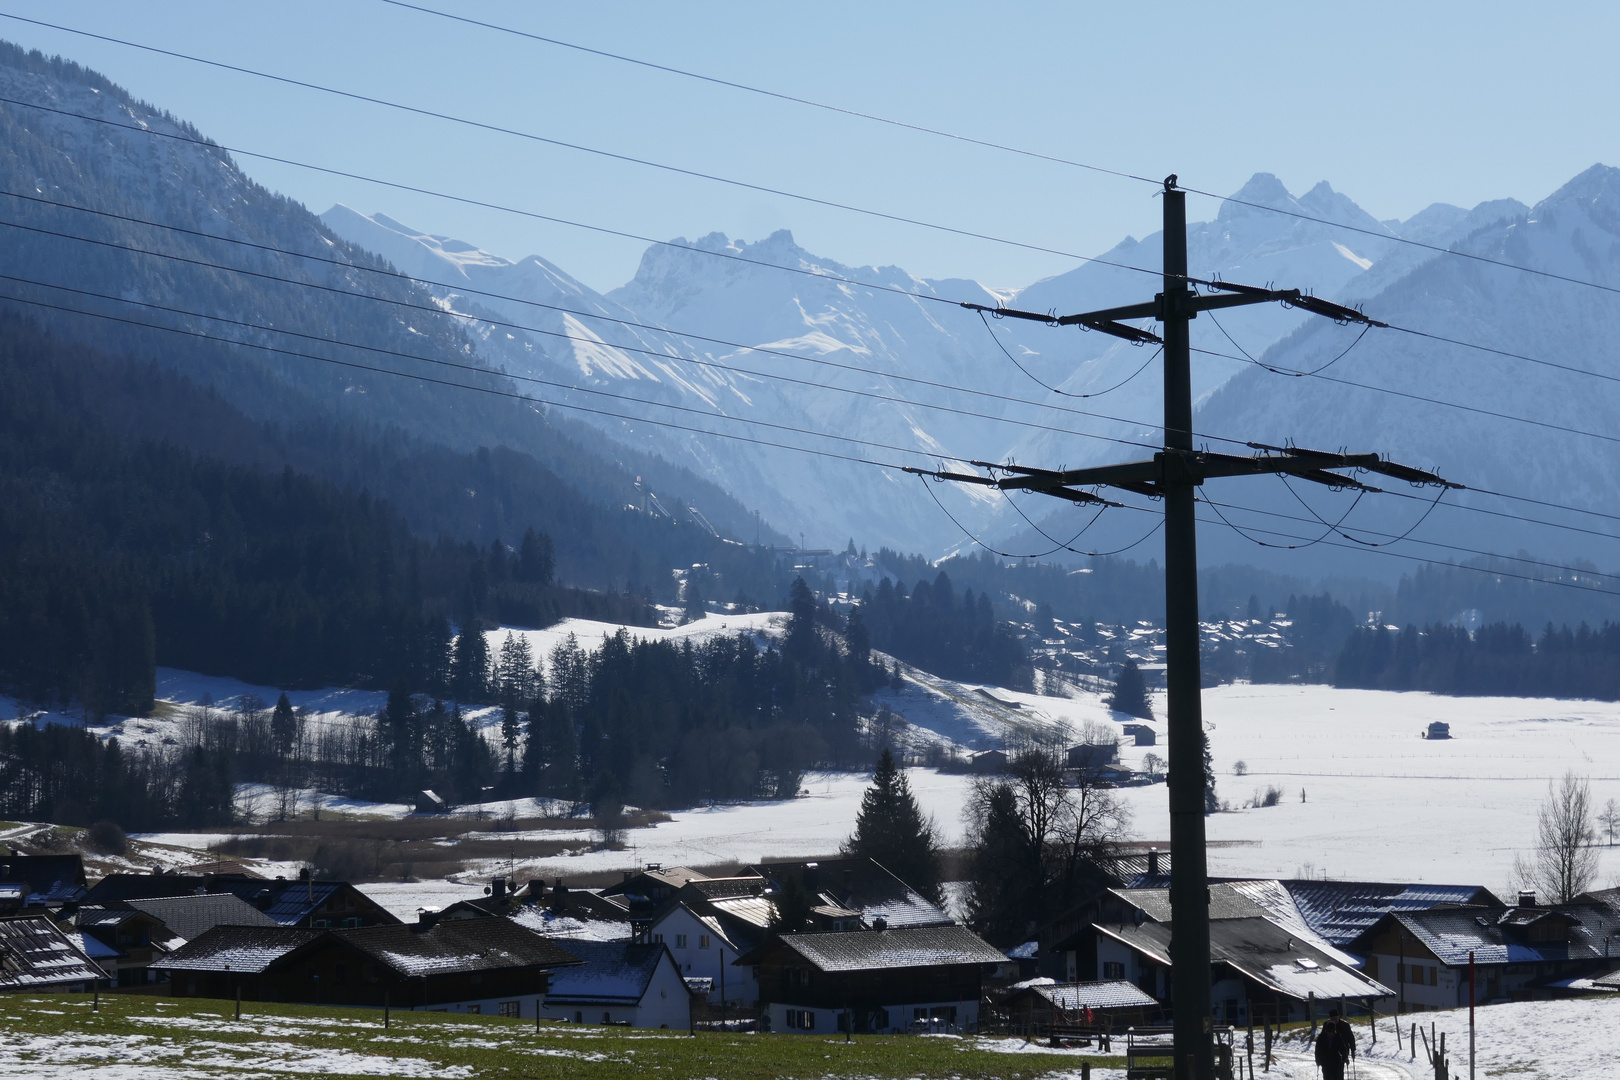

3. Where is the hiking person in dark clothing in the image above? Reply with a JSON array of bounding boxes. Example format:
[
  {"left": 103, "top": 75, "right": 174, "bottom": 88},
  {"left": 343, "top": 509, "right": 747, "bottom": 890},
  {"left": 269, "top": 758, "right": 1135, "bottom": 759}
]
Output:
[{"left": 1314, "top": 1008, "right": 1355, "bottom": 1080}]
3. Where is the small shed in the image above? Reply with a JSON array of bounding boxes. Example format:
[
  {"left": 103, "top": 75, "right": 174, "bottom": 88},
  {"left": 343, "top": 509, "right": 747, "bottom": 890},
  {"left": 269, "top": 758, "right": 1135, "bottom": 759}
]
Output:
[
  {"left": 1004, "top": 978, "right": 1160, "bottom": 1030},
  {"left": 1121, "top": 723, "right": 1156, "bottom": 747},
  {"left": 1425, "top": 722, "right": 1451, "bottom": 740},
  {"left": 1067, "top": 742, "right": 1120, "bottom": 769},
  {"left": 416, "top": 789, "right": 448, "bottom": 814}
]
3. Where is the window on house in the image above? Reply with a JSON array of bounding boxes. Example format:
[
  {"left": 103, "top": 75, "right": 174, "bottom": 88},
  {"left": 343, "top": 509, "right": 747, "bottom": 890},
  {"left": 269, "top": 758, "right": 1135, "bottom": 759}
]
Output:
[
  {"left": 602, "top": 1011, "right": 612, "bottom": 1024},
  {"left": 574, "top": 1011, "right": 583, "bottom": 1024},
  {"left": 699, "top": 935, "right": 711, "bottom": 949},
  {"left": 652, "top": 933, "right": 664, "bottom": 944},
  {"left": 786, "top": 1009, "right": 814, "bottom": 1029},
  {"left": 498, "top": 1001, "right": 520, "bottom": 1017},
  {"left": 1103, "top": 961, "right": 1125, "bottom": 979},
  {"left": 466, "top": 1005, "right": 480, "bottom": 1015},
  {"left": 675, "top": 934, "right": 688, "bottom": 948}
]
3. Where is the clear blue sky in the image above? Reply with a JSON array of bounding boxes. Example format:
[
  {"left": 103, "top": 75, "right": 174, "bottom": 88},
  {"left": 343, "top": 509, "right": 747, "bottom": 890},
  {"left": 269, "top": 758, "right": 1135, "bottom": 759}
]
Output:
[{"left": 1, "top": 1, "right": 1615, "bottom": 293}]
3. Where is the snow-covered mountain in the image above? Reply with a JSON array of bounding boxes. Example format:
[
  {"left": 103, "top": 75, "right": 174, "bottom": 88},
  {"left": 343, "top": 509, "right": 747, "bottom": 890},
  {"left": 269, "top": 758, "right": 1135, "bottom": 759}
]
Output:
[{"left": 326, "top": 172, "right": 1555, "bottom": 568}]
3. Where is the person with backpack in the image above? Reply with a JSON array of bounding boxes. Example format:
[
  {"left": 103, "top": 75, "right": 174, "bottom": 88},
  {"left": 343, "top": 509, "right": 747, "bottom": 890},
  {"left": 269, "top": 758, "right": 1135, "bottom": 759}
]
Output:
[{"left": 1314, "top": 1008, "right": 1355, "bottom": 1080}]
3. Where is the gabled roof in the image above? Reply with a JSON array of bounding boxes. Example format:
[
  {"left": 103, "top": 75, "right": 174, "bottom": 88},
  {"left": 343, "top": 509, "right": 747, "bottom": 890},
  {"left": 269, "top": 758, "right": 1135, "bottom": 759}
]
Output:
[
  {"left": 1356, "top": 903, "right": 1620, "bottom": 967},
  {"left": 158, "top": 926, "right": 320, "bottom": 974},
  {"left": 752, "top": 858, "right": 952, "bottom": 929},
  {"left": 321, "top": 918, "right": 582, "bottom": 978},
  {"left": 756, "top": 925, "right": 1008, "bottom": 973},
  {"left": 127, "top": 893, "right": 278, "bottom": 941},
  {"left": 0, "top": 854, "right": 86, "bottom": 889},
  {"left": 542, "top": 941, "right": 677, "bottom": 1006},
  {"left": 0, "top": 915, "right": 105, "bottom": 988},
  {"left": 1008, "top": 979, "right": 1159, "bottom": 1011},
  {"left": 1277, "top": 880, "right": 1499, "bottom": 946},
  {"left": 84, "top": 874, "right": 210, "bottom": 906},
  {"left": 1115, "top": 885, "right": 1272, "bottom": 924},
  {"left": 208, "top": 878, "right": 400, "bottom": 927},
  {"left": 1095, "top": 916, "right": 1392, "bottom": 1003},
  {"left": 684, "top": 876, "right": 766, "bottom": 901},
  {"left": 601, "top": 866, "right": 709, "bottom": 901}
]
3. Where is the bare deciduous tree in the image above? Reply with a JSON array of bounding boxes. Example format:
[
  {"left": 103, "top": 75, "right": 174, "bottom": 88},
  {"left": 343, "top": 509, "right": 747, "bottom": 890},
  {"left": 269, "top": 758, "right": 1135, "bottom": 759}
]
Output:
[
  {"left": 1600, "top": 798, "right": 1620, "bottom": 847},
  {"left": 1522, "top": 771, "right": 1599, "bottom": 903}
]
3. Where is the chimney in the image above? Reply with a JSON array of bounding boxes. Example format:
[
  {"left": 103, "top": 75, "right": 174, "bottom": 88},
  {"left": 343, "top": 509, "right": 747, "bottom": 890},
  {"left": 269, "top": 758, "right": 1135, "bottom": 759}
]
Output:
[
  {"left": 492, "top": 876, "right": 506, "bottom": 900},
  {"left": 1519, "top": 889, "right": 1537, "bottom": 908},
  {"left": 622, "top": 871, "right": 633, "bottom": 882},
  {"left": 417, "top": 908, "right": 440, "bottom": 929},
  {"left": 1147, "top": 848, "right": 1160, "bottom": 876},
  {"left": 803, "top": 863, "right": 820, "bottom": 894},
  {"left": 255, "top": 888, "right": 273, "bottom": 910}
]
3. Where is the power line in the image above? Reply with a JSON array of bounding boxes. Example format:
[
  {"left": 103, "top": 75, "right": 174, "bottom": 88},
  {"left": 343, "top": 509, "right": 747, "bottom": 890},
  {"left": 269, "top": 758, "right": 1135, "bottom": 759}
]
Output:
[
  {"left": 375, "top": 0, "right": 1161, "bottom": 187},
  {"left": 369, "top": 0, "right": 1620, "bottom": 307},
  {"left": 3, "top": 95, "right": 1619, "bottom": 546},
  {"left": 977, "top": 308, "right": 1161, "bottom": 399},
  {"left": 0, "top": 13, "right": 1163, "bottom": 276},
  {"left": 0, "top": 201, "right": 1170, "bottom": 456}
]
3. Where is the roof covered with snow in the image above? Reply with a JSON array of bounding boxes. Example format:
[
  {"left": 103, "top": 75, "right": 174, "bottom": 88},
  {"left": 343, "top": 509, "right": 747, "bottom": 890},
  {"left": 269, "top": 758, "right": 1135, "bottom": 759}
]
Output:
[
  {"left": 158, "top": 926, "right": 319, "bottom": 973},
  {"left": 332, "top": 918, "right": 582, "bottom": 978},
  {"left": 1010, "top": 979, "right": 1160, "bottom": 1011},
  {"left": 127, "top": 893, "right": 278, "bottom": 941},
  {"left": 0, "top": 915, "right": 106, "bottom": 988},
  {"left": 767, "top": 925, "right": 1008, "bottom": 973},
  {"left": 542, "top": 940, "right": 673, "bottom": 1005},
  {"left": 753, "top": 858, "right": 953, "bottom": 929},
  {"left": 1095, "top": 916, "right": 1392, "bottom": 1002},
  {"left": 1366, "top": 903, "right": 1620, "bottom": 967},
  {"left": 508, "top": 906, "right": 631, "bottom": 943}
]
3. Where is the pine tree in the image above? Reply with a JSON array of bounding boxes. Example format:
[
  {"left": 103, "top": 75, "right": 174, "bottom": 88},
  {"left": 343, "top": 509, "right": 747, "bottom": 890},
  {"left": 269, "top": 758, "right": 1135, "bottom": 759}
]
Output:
[
  {"left": 450, "top": 622, "right": 490, "bottom": 702},
  {"left": 785, "top": 576, "right": 819, "bottom": 663},
  {"left": 516, "top": 528, "right": 555, "bottom": 586},
  {"left": 1108, "top": 659, "right": 1154, "bottom": 720},
  {"left": 843, "top": 747, "right": 943, "bottom": 903},
  {"left": 270, "top": 692, "right": 298, "bottom": 757}
]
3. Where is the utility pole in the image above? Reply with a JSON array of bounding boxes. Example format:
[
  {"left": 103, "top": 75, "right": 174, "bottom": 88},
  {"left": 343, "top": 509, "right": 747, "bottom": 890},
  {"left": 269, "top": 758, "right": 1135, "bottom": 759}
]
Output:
[{"left": 909, "top": 175, "right": 1458, "bottom": 1080}]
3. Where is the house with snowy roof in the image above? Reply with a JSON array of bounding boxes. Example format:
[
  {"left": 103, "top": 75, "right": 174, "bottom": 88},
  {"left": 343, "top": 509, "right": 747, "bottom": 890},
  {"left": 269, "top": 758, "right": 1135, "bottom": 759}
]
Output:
[
  {"left": 262, "top": 917, "right": 583, "bottom": 1016},
  {"left": 1261, "top": 878, "right": 1501, "bottom": 946},
  {"left": 0, "top": 914, "right": 106, "bottom": 992},
  {"left": 87, "top": 871, "right": 399, "bottom": 929},
  {"left": 73, "top": 905, "right": 189, "bottom": 987},
  {"left": 1346, "top": 892, "right": 1620, "bottom": 1010},
  {"left": 1091, "top": 915, "right": 1392, "bottom": 1026},
  {"left": 159, "top": 925, "right": 320, "bottom": 1000},
  {"left": 750, "top": 858, "right": 953, "bottom": 931},
  {"left": 537, "top": 940, "right": 694, "bottom": 1028},
  {"left": 125, "top": 892, "right": 279, "bottom": 944},
  {"left": 738, "top": 924, "right": 1008, "bottom": 1034}
]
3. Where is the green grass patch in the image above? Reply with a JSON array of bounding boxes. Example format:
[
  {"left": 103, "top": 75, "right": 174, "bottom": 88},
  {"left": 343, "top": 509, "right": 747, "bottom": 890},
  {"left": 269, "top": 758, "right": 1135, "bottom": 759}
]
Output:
[{"left": 0, "top": 993, "right": 1124, "bottom": 1078}]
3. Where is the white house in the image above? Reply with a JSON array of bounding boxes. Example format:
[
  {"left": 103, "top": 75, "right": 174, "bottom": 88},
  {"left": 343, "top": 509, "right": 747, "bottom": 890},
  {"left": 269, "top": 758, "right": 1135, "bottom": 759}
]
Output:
[
  {"left": 648, "top": 896, "right": 762, "bottom": 1008},
  {"left": 539, "top": 940, "right": 694, "bottom": 1029}
]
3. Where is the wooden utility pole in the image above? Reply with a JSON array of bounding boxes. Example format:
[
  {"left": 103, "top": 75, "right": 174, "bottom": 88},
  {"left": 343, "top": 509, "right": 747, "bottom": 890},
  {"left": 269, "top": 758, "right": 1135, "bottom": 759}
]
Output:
[{"left": 912, "top": 175, "right": 1457, "bottom": 1080}]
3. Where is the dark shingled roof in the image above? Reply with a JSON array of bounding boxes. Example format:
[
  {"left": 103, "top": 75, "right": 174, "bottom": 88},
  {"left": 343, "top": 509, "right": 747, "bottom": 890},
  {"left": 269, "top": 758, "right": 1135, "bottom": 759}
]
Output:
[
  {"left": 158, "top": 926, "right": 320, "bottom": 974},
  {"left": 768, "top": 925, "right": 1008, "bottom": 973},
  {"left": 1279, "top": 880, "right": 1498, "bottom": 946},
  {"left": 0, "top": 915, "right": 105, "bottom": 989},
  {"left": 330, "top": 918, "right": 583, "bottom": 978},
  {"left": 0, "top": 855, "right": 87, "bottom": 907},
  {"left": 1364, "top": 902, "right": 1620, "bottom": 967},
  {"left": 752, "top": 858, "right": 953, "bottom": 929},
  {"left": 128, "top": 893, "right": 279, "bottom": 942},
  {"left": 84, "top": 874, "right": 210, "bottom": 906}
]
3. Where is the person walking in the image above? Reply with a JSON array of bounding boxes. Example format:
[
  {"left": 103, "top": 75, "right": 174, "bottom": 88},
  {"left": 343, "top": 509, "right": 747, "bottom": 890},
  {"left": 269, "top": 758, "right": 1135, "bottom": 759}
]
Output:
[{"left": 1314, "top": 1008, "right": 1355, "bottom": 1080}]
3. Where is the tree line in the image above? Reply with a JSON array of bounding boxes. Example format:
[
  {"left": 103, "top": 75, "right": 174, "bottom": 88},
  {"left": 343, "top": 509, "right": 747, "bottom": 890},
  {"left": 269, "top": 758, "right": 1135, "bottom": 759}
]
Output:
[
  {"left": 1333, "top": 619, "right": 1620, "bottom": 699},
  {"left": 860, "top": 570, "right": 1032, "bottom": 689}
]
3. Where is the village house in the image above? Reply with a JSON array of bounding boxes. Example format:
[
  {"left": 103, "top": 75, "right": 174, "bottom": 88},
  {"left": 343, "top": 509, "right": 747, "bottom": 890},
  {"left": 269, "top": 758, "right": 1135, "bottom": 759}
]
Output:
[
  {"left": 1092, "top": 915, "right": 1392, "bottom": 1025},
  {"left": 160, "top": 925, "right": 321, "bottom": 1000},
  {"left": 645, "top": 876, "right": 768, "bottom": 1008},
  {"left": 751, "top": 858, "right": 954, "bottom": 931},
  {"left": 1258, "top": 879, "right": 1501, "bottom": 946},
  {"left": 739, "top": 924, "right": 1008, "bottom": 1034},
  {"left": 0, "top": 914, "right": 106, "bottom": 993},
  {"left": 72, "top": 905, "right": 187, "bottom": 987},
  {"left": 536, "top": 940, "right": 694, "bottom": 1028},
  {"left": 125, "top": 892, "right": 280, "bottom": 944},
  {"left": 1346, "top": 892, "right": 1620, "bottom": 1010}
]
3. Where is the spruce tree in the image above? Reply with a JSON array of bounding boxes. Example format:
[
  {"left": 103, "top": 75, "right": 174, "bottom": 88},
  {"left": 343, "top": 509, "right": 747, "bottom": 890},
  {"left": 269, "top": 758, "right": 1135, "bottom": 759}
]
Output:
[
  {"left": 270, "top": 692, "right": 298, "bottom": 757},
  {"left": 1108, "top": 658, "right": 1154, "bottom": 720},
  {"left": 844, "top": 747, "right": 943, "bottom": 903}
]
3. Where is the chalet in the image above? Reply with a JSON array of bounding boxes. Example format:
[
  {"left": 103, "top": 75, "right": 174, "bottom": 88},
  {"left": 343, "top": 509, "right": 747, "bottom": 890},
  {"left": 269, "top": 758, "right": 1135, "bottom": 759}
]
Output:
[
  {"left": 73, "top": 906, "right": 186, "bottom": 987},
  {"left": 537, "top": 940, "right": 694, "bottom": 1028},
  {"left": 1067, "top": 741, "right": 1120, "bottom": 770},
  {"left": 646, "top": 876, "right": 771, "bottom": 1007},
  {"left": 1425, "top": 721, "right": 1451, "bottom": 740},
  {"left": 1003, "top": 978, "right": 1159, "bottom": 1030},
  {"left": 740, "top": 924, "right": 1008, "bottom": 1034},
  {"left": 531, "top": 879, "right": 641, "bottom": 923},
  {"left": 166, "top": 918, "right": 582, "bottom": 1015},
  {"left": 159, "top": 925, "right": 320, "bottom": 1000},
  {"left": 1260, "top": 879, "right": 1502, "bottom": 946},
  {"left": 602, "top": 865, "right": 710, "bottom": 936},
  {"left": 752, "top": 858, "right": 953, "bottom": 931},
  {"left": 1346, "top": 895, "right": 1620, "bottom": 1010},
  {"left": 1092, "top": 916, "right": 1392, "bottom": 1025},
  {"left": 0, "top": 915, "right": 106, "bottom": 993},
  {"left": 0, "top": 854, "right": 87, "bottom": 912}
]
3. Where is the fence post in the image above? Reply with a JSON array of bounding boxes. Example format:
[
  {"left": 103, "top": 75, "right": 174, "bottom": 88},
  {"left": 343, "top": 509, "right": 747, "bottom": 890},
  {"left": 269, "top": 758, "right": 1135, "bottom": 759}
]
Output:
[{"left": 384, "top": 990, "right": 389, "bottom": 1030}]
